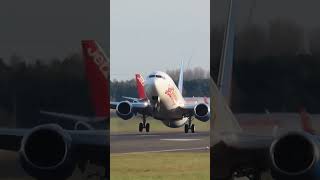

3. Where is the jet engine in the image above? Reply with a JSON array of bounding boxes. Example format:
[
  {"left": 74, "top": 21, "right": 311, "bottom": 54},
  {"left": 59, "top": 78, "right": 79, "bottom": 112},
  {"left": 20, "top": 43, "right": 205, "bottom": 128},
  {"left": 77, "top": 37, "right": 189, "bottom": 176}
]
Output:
[
  {"left": 194, "top": 103, "right": 210, "bottom": 122},
  {"left": 116, "top": 101, "right": 134, "bottom": 120},
  {"left": 19, "top": 124, "right": 76, "bottom": 180},
  {"left": 270, "top": 132, "right": 320, "bottom": 180}
]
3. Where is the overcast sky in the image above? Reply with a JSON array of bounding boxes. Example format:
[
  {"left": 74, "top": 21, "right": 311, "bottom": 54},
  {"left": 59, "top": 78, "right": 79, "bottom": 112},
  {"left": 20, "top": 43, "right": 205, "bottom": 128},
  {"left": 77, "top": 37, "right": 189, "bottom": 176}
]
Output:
[
  {"left": 0, "top": 0, "right": 109, "bottom": 63},
  {"left": 111, "top": 0, "right": 210, "bottom": 81}
]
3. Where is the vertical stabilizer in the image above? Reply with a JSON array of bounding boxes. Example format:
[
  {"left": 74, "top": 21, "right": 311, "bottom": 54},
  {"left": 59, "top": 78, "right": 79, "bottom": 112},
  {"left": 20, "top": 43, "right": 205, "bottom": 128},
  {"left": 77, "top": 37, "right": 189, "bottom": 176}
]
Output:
[
  {"left": 211, "top": 0, "right": 241, "bottom": 145},
  {"left": 217, "top": 0, "right": 236, "bottom": 105},
  {"left": 178, "top": 60, "right": 184, "bottom": 95},
  {"left": 135, "top": 74, "right": 147, "bottom": 99},
  {"left": 81, "top": 40, "right": 109, "bottom": 118}
]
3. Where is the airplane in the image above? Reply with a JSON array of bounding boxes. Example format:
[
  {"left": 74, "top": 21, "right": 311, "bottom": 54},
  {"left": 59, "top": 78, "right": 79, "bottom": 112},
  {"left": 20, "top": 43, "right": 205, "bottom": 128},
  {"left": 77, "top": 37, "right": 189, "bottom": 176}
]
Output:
[
  {"left": 211, "top": 0, "right": 320, "bottom": 179},
  {"left": 0, "top": 40, "right": 108, "bottom": 180},
  {"left": 111, "top": 63, "right": 210, "bottom": 133},
  {"left": 40, "top": 40, "right": 109, "bottom": 131}
]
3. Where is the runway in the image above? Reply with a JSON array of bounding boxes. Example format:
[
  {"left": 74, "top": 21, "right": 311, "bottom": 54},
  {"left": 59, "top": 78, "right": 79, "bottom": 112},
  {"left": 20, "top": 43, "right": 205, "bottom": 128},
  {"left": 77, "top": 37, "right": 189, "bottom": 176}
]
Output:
[{"left": 110, "top": 131, "right": 210, "bottom": 154}]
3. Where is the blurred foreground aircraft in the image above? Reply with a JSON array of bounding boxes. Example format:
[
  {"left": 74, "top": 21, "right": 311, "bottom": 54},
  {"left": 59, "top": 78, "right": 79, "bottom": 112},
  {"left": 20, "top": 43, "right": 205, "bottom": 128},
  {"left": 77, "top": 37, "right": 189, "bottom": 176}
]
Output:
[{"left": 0, "top": 40, "right": 108, "bottom": 180}]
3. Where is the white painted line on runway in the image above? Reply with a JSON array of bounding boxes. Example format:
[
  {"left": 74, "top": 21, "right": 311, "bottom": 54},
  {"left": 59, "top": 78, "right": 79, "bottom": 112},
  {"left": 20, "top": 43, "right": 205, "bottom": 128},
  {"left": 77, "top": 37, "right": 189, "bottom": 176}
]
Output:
[
  {"left": 111, "top": 147, "right": 209, "bottom": 156},
  {"left": 160, "top": 138, "right": 201, "bottom": 141},
  {"left": 138, "top": 134, "right": 160, "bottom": 137}
]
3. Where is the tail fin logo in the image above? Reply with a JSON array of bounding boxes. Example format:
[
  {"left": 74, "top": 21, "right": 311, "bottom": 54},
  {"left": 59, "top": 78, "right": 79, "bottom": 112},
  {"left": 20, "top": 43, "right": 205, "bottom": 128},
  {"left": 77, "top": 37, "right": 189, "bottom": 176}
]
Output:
[
  {"left": 136, "top": 74, "right": 144, "bottom": 86},
  {"left": 87, "top": 47, "right": 108, "bottom": 80}
]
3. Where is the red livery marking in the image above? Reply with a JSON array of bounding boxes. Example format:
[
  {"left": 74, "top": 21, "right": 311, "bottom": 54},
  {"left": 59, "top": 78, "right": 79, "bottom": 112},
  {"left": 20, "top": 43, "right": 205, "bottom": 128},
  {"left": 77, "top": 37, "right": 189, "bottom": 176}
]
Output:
[
  {"left": 82, "top": 40, "right": 109, "bottom": 117},
  {"left": 87, "top": 47, "right": 108, "bottom": 80},
  {"left": 135, "top": 74, "right": 146, "bottom": 99},
  {"left": 165, "top": 86, "right": 178, "bottom": 104}
]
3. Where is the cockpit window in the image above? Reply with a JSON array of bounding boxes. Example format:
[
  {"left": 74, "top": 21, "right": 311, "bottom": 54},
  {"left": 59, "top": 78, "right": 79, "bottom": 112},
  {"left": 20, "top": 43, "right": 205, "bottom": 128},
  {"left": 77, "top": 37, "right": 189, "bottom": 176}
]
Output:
[
  {"left": 149, "top": 74, "right": 165, "bottom": 79},
  {"left": 156, "top": 75, "right": 165, "bottom": 79}
]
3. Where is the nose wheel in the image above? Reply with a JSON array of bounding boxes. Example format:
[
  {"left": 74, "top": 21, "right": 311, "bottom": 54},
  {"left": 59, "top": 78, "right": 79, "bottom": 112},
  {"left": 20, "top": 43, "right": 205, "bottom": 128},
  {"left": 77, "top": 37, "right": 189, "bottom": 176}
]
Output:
[
  {"left": 184, "top": 116, "right": 195, "bottom": 133},
  {"left": 139, "top": 115, "right": 150, "bottom": 132}
]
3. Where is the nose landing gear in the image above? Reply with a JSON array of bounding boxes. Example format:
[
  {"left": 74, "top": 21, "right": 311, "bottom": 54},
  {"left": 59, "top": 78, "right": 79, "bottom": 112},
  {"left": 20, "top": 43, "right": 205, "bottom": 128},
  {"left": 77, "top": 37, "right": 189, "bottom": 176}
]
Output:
[
  {"left": 184, "top": 116, "right": 195, "bottom": 133},
  {"left": 138, "top": 115, "right": 150, "bottom": 132}
]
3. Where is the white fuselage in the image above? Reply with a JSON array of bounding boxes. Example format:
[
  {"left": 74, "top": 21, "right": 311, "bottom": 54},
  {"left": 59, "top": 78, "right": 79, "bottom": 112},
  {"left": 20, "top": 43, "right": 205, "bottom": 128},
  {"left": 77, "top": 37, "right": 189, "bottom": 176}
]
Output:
[{"left": 144, "top": 71, "right": 188, "bottom": 127}]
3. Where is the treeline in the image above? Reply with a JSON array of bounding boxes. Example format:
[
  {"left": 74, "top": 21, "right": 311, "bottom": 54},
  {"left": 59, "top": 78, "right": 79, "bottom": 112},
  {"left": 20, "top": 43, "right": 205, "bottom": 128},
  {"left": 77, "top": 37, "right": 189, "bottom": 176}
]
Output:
[
  {"left": 230, "top": 55, "right": 320, "bottom": 113},
  {"left": 0, "top": 54, "right": 93, "bottom": 127},
  {"left": 212, "top": 18, "right": 320, "bottom": 113},
  {"left": 212, "top": 18, "right": 320, "bottom": 69},
  {"left": 110, "top": 78, "right": 210, "bottom": 101}
]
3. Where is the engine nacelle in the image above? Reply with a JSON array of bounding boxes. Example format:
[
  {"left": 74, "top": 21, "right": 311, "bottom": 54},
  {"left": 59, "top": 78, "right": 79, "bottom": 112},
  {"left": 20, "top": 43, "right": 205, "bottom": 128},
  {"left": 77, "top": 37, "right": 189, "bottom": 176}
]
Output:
[
  {"left": 270, "top": 132, "right": 320, "bottom": 180},
  {"left": 194, "top": 103, "right": 210, "bottom": 122},
  {"left": 19, "top": 124, "right": 76, "bottom": 180},
  {"left": 116, "top": 101, "right": 134, "bottom": 120}
]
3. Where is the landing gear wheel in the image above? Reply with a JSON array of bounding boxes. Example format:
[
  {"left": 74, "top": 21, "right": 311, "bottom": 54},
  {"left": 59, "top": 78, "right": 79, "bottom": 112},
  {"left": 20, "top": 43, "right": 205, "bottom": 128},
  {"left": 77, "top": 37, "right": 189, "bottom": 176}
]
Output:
[
  {"left": 191, "top": 124, "right": 195, "bottom": 133},
  {"left": 184, "top": 124, "right": 189, "bottom": 133},
  {"left": 139, "top": 123, "right": 143, "bottom": 132},
  {"left": 146, "top": 123, "right": 150, "bottom": 132},
  {"left": 184, "top": 116, "right": 195, "bottom": 133}
]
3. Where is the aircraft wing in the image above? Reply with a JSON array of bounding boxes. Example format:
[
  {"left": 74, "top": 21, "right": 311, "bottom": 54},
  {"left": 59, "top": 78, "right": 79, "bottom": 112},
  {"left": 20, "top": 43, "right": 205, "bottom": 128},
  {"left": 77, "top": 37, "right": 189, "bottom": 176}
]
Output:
[
  {"left": 0, "top": 128, "right": 26, "bottom": 151},
  {"left": 40, "top": 111, "right": 105, "bottom": 123},
  {"left": 0, "top": 124, "right": 107, "bottom": 166},
  {"left": 110, "top": 101, "right": 150, "bottom": 113},
  {"left": 121, "top": 96, "right": 146, "bottom": 102}
]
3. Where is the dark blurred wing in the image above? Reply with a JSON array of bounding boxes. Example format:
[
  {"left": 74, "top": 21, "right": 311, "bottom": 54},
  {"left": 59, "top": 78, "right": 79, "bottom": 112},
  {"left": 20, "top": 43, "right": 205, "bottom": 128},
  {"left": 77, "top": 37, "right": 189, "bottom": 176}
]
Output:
[
  {"left": 0, "top": 128, "right": 108, "bottom": 166},
  {"left": 0, "top": 128, "right": 27, "bottom": 151},
  {"left": 68, "top": 130, "right": 108, "bottom": 166}
]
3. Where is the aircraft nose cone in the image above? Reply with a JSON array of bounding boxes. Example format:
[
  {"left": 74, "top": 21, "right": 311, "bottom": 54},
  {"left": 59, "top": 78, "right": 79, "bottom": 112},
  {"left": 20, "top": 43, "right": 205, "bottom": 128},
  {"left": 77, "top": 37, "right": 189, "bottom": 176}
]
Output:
[{"left": 145, "top": 78, "right": 161, "bottom": 97}]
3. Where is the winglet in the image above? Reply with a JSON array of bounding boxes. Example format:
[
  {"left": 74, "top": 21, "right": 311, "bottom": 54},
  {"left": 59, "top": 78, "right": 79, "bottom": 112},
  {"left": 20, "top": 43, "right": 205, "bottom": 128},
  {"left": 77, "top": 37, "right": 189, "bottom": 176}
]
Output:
[
  {"left": 217, "top": 0, "right": 236, "bottom": 105},
  {"left": 81, "top": 40, "right": 109, "bottom": 117},
  {"left": 178, "top": 60, "right": 184, "bottom": 95},
  {"left": 135, "top": 74, "right": 147, "bottom": 99}
]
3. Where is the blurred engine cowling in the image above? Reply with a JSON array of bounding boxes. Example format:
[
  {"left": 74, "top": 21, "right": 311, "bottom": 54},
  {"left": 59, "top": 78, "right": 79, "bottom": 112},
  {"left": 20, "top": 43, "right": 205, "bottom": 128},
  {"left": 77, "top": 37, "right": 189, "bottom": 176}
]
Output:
[
  {"left": 19, "top": 124, "right": 76, "bottom": 180},
  {"left": 270, "top": 132, "right": 320, "bottom": 180}
]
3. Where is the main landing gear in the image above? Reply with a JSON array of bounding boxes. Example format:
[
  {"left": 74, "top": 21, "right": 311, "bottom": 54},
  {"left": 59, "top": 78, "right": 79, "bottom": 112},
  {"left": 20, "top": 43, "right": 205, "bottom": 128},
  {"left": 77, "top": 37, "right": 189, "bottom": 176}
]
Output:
[
  {"left": 139, "top": 115, "right": 150, "bottom": 132},
  {"left": 184, "top": 116, "right": 195, "bottom": 133}
]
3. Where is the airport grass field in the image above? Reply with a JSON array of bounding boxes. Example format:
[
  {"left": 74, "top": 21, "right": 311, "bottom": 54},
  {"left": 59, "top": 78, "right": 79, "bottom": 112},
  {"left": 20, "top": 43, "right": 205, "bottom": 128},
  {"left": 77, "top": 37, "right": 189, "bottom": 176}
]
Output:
[
  {"left": 111, "top": 152, "right": 210, "bottom": 180},
  {"left": 110, "top": 116, "right": 210, "bottom": 133}
]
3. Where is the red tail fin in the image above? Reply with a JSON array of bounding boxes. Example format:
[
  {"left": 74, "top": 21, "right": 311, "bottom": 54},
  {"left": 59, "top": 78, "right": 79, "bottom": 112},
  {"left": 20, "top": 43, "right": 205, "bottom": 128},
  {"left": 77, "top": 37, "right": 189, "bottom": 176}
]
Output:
[
  {"left": 135, "top": 74, "right": 146, "bottom": 99},
  {"left": 299, "top": 108, "right": 315, "bottom": 134},
  {"left": 81, "top": 40, "right": 109, "bottom": 117}
]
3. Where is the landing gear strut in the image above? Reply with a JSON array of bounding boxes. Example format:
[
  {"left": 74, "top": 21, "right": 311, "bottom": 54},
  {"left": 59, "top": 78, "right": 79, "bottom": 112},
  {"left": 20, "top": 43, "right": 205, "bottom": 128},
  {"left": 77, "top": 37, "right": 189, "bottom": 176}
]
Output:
[
  {"left": 139, "top": 115, "right": 150, "bottom": 132},
  {"left": 184, "top": 116, "right": 195, "bottom": 133}
]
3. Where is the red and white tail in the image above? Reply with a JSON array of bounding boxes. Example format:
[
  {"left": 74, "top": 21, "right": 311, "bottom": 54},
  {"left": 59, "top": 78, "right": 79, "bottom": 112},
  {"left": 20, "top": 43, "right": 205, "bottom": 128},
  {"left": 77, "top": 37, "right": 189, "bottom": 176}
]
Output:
[
  {"left": 135, "top": 74, "right": 146, "bottom": 99},
  {"left": 81, "top": 40, "right": 109, "bottom": 117},
  {"left": 299, "top": 108, "right": 315, "bottom": 134}
]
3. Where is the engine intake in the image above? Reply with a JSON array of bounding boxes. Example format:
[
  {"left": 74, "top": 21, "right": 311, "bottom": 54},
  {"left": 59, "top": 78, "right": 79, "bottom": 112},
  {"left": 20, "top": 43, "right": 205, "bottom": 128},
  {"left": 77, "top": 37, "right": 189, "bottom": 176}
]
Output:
[
  {"left": 19, "top": 124, "right": 76, "bottom": 179},
  {"left": 194, "top": 103, "right": 210, "bottom": 122},
  {"left": 116, "top": 101, "right": 134, "bottom": 120},
  {"left": 270, "top": 132, "right": 320, "bottom": 180}
]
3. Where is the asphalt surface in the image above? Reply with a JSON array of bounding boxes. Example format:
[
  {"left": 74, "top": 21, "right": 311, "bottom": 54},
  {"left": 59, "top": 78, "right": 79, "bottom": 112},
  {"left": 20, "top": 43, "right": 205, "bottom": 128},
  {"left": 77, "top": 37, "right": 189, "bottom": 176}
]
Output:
[{"left": 111, "top": 131, "right": 210, "bottom": 154}]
